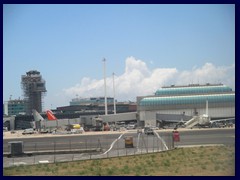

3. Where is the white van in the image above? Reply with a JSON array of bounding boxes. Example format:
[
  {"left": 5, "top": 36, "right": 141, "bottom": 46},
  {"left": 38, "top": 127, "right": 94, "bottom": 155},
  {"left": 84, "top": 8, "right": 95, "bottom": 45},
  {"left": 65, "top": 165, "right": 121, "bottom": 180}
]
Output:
[{"left": 22, "top": 128, "right": 35, "bottom": 135}]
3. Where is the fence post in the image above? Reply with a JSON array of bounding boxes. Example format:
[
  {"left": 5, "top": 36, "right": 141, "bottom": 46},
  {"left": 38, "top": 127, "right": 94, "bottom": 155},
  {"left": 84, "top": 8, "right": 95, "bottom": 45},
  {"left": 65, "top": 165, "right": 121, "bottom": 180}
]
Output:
[
  {"left": 171, "top": 132, "right": 174, "bottom": 149},
  {"left": 117, "top": 138, "right": 119, "bottom": 157},
  {"left": 54, "top": 141, "right": 56, "bottom": 163},
  {"left": 152, "top": 135, "right": 154, "bottom": 152},
  {"left": 146, "top": 135, "right": 148, "bottom": 153},
  {"left": 98, "top": 139, "right": 102, "bottom": 150},
  {"left": 12, "top": 157, "right": 14, "bottom": 167},
  {"left": 85, "top": 139, "right": 88, "bottom": 150},
  {"left": 34, "top": 143, "right": 37, "bottom": 164}
]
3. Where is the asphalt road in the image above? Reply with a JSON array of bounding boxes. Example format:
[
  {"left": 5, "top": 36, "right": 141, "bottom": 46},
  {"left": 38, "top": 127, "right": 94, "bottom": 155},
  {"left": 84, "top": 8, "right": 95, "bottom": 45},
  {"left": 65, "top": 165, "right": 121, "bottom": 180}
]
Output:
[
  {"left": 3, "top": 128, "right": 235, "bottom": 153},
  {"left": 3, "top": 128, "right": 235, "bottom": 167}
]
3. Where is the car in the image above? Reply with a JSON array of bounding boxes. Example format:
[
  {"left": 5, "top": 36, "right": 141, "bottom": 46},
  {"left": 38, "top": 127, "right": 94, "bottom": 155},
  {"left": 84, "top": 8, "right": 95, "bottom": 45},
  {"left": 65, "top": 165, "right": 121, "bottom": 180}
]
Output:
[
  {"left": 126, "top": 124, "right": 136, "bottom": 130},
  {"left": 144, "top": 127, "right": 154, "bottom": 135},
  {"left": 22, "top": 128, "right": 34, "bottom": 135}
]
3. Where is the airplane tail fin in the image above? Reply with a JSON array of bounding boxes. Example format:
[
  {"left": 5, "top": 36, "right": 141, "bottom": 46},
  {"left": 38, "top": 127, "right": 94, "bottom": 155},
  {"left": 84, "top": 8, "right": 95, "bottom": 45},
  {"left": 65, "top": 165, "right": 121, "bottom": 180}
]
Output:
[
  {"left": 32, "top": 109, "right": 44, "bottom": 121},
  {"left": 46, "top": 110, "right": 57, "bottom": 120}
]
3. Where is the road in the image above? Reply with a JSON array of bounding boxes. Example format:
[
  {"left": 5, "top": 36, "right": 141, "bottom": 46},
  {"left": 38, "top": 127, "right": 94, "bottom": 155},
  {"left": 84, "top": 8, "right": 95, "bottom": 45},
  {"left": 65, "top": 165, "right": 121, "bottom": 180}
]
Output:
[
  {"left": 3, "top": 128, "right": 235, "bottom": 167},
  {"left": 3, "top": 128, "right": 235, "bottom": 153}
]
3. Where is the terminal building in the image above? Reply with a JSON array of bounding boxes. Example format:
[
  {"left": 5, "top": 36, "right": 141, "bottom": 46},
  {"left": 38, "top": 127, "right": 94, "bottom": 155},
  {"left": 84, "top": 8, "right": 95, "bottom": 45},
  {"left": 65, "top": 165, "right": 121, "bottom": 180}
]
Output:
[
  {"left": 137, "top": 83, "right": 235, "bottom": 127},
  {"left": 3, "top": 99, "right": 26, "bottom": 116}
]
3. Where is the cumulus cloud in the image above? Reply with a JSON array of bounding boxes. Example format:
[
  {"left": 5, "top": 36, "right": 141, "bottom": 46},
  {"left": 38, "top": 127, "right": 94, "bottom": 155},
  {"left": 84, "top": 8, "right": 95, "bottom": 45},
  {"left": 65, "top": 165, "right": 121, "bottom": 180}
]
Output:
[
  {"left": 176, "top": 63, "right": 235, "bottom": 88},
  {"left": 63, "top": 56, "right": 235, "bottom": 102}
]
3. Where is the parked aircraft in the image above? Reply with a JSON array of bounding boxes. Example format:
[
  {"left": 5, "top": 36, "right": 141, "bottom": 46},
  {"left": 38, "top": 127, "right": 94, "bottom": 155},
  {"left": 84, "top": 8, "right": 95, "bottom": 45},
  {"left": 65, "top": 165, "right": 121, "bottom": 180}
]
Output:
[
  {"left": 157, "top": 100, "right": 235, "bottom": 129},
  {"left": 46, "top": 110, "right": 57, "bottom": 120},
  {"left": 32, "top": 109, "right": 44, "bottom": 121},
  {"left": 195, "top": 100, "right": 235, "bottom": 128},
  {"left": 46, "top": 110, "right": 81, "bottom": 130},
  {"left": 32, "top": 109, "right": 51, "bottom": 132},
  {"left": 183, "top": 100, "right": 235, "bottom": 128}
]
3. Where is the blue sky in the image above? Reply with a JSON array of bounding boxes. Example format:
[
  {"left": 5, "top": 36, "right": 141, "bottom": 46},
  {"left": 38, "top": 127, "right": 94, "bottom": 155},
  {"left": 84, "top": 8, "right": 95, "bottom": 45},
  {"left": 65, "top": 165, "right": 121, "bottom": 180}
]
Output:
[{"left": 3, "top": 4, "right": 235, "bottom": 110}]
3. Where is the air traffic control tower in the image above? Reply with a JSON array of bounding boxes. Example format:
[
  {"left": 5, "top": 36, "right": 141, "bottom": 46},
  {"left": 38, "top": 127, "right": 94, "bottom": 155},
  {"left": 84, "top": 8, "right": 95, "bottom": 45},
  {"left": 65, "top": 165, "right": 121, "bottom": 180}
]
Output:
[{"left": 21, "top": 70, "right": 47, "bottom": 114}]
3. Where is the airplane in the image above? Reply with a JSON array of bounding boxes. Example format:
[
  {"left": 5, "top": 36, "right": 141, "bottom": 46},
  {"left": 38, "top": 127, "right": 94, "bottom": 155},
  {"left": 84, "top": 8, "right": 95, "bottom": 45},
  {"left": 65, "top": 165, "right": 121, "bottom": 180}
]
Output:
[
  {"left": 46, "top": 110, "right": 57, "bottom": 120},
  {"left": 182, "top": 100, "right": 235, "bottom": 128},
  {"left": 195, "top": 100, "right": 235, "bottom": 128},
  {"left": 31, "top": 109, "right": 49, "bottom": 133},
  {"left": 157, "top": 100, "right": 235, "bottom": 129},
  {"left": 46, "top": 110, "right": 81, "bottom": 130},
  {"left": 32, "top": 109, "right": 44, "bottom": 121}
]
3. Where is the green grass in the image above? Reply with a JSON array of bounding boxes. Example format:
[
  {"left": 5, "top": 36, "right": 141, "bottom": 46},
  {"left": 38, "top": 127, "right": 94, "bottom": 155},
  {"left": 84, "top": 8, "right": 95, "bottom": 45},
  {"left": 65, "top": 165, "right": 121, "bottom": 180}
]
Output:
[{"left": 3, "top": 145, "right": 235, "bottom": 176}]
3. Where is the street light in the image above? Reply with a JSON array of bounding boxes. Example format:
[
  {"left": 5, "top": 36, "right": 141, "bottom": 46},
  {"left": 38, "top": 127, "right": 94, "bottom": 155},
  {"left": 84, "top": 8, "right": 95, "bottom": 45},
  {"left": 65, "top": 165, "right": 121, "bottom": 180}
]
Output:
[{"left": 103, "top": 58, "right": 108, "bottom": 115}]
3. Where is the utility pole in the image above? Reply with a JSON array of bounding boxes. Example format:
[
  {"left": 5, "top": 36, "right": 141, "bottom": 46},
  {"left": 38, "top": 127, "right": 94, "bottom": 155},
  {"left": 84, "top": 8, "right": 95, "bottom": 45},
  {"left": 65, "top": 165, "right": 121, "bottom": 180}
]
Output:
[
  {"left": 103, "top": 58, "right": 108, "bottom": 115},
  {"left": 112, "top": 73, "right": 116, "bottom": 114}
]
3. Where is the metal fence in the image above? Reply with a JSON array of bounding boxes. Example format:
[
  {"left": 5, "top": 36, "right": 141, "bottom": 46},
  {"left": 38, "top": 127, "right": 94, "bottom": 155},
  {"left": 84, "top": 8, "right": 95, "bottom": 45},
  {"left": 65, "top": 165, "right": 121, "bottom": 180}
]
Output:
[{"left": 4, "top": 131, "right": 175, "bottom": 167}]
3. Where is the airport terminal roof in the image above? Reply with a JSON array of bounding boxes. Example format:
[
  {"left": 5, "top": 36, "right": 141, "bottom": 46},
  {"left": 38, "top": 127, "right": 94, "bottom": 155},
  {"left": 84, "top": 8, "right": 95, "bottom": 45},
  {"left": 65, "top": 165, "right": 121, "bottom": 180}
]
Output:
[
  {"left": 140, "top": 93, "right": 235, "bottom": 106},
  {"left": 155, "top": 85, "right": 232, "bottom": 96}
]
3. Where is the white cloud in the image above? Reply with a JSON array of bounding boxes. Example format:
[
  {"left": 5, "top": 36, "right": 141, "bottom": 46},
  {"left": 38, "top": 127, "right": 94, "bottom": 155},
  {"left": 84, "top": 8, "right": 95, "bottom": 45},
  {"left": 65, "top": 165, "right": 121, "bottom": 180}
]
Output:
[
  {"left": 62, "top": 57, "right": 235, "bottom": 104},
  {"left": 176, "top": 63, "right": 235, "bottom": 89}
]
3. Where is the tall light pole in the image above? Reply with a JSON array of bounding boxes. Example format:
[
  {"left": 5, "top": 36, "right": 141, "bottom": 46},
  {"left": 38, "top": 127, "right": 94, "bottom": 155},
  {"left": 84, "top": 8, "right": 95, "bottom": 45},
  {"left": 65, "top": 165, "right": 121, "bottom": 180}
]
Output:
[
  {"left": 112, "top": 72, "right": 116, "bottom": 114},
  {"left": 103, "top": 58, "right": 108, "bottom": 115}
]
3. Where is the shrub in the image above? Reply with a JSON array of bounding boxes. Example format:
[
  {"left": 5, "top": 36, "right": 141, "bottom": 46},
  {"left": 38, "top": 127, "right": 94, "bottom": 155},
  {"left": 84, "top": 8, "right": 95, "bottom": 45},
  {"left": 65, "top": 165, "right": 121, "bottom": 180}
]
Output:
[
  {"left": 201, "top": 165, "right": 206, "bottom": 170},
  {"left": 122, "top": 165, "right": 130, "bottom": 174},
  {"left": 106, "top": 167, "right": 114, "bottom": 175}
]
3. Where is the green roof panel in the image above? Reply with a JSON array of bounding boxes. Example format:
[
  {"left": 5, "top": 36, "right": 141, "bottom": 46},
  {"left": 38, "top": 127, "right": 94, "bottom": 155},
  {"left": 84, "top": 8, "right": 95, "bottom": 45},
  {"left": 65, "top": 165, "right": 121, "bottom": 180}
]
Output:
[
  {"left": 155, "top": 85, "right": 232, "bottom": 96},
  {"left": 140, "top": 94, "right": 235, "bottom": 106}
]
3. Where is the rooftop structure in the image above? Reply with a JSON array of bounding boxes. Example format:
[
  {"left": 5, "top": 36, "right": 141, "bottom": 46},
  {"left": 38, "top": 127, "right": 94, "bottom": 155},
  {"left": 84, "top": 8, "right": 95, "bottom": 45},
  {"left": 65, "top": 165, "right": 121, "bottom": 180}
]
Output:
[
  {"left": 155, "top": 83, "right": 232, "bottom": 96},
  {"left": 70, "top": 97, "right": 114, "bottom": 106}
]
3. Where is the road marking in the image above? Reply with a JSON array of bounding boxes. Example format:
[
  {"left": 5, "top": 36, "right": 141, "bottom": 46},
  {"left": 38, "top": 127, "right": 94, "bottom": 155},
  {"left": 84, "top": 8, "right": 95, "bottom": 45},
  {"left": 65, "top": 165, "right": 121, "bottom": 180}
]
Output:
[{"left": 102, "top": 133, "right": 125, "bottom": 155}]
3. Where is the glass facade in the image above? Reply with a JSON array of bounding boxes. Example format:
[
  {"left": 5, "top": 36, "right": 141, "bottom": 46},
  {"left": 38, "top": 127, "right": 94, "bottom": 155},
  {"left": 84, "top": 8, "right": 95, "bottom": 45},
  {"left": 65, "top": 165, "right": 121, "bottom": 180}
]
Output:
[{"left": 6, "top": 100, "right": 27, "bottom": 115}]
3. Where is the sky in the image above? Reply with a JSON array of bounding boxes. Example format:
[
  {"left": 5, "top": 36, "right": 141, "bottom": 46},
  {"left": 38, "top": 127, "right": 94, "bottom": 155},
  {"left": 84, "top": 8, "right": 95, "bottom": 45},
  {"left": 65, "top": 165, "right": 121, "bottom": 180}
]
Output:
[{"left": 3, "top": 4, "right": 235, "bottom": 110}]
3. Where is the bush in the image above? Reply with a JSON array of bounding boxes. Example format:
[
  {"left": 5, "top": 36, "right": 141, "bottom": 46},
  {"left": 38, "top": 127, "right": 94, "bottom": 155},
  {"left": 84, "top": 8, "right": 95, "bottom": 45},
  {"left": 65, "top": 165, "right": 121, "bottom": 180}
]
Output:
[{"left": 122, "top": 165, "right": 130, "bottom": 174}]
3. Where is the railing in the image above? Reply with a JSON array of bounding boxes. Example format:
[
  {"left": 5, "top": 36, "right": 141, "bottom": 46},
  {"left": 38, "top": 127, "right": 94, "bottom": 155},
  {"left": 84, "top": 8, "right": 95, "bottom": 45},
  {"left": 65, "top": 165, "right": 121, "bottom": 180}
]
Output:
[{"left": 4, "top": 132, "right": 174, "bottom": 167}]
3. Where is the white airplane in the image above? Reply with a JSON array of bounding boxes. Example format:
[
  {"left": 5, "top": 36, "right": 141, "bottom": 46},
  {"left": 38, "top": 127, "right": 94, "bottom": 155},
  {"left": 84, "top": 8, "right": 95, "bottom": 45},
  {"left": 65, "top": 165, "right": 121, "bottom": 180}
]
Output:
[
  {"left": 31, "top": 109, "right": 49, "bottom": 132},
  {"left": 187, "top": 100, "right": 235, "bottom": 128},
  {"left": 158, "top": 100, "right": 234, "bottom": 129}
]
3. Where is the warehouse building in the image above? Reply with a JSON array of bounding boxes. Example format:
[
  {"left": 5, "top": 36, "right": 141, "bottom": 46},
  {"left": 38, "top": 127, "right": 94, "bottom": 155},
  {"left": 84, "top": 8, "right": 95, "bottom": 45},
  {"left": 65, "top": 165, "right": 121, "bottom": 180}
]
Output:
[{"left": 137, "top": 83, "right": 235, "bottom": 127}]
